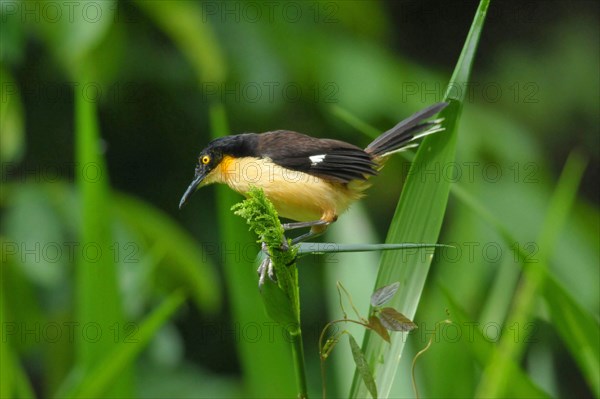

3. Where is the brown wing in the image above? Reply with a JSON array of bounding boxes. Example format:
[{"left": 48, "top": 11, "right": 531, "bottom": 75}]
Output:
[{"left": 256, "top": 130, "right": 377, "bottom": 183}]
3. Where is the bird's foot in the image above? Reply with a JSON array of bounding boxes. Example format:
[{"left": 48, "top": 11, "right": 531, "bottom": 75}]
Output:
[
  {"left": 257, "top": 256, "right": 277, "bottom": 289},
  {"left": 257, "top": 237, "right": 293, "bottom": 289}
]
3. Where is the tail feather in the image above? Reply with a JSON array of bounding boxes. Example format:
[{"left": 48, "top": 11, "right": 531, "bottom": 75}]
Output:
[{"left": 365, "top": 102, "right": 448, "bottom": 158}]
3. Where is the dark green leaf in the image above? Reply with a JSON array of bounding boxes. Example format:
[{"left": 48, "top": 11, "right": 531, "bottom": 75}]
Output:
[
  {"left": 349, "top": 334, "right": 378, "bottom": 398},
  {"left": 370, "top": 282, "right": 400, "bottom": 307}
]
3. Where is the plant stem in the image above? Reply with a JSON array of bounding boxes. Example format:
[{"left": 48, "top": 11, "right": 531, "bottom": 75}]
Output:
[{"left": 289, "top": 328, "right": 308, "bottom": 399}]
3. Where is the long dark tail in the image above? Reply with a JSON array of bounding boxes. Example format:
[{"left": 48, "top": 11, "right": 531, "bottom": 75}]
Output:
[{"left": 365, "top": 102, "right": 448, "bottom": 158}]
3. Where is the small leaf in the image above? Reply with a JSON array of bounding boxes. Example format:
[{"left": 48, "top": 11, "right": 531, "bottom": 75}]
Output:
[
  {"left": 368, "top": 316, "right": 390, "bottom": 343},
  {"left": 349, "top": 335, "right": 378, "bottom": 398},
  {"left": 370, "top": 282, "right": 400, "bottom": 307},
  {"left": 378, "top": 308, "right": 417, "bottom": 332}
]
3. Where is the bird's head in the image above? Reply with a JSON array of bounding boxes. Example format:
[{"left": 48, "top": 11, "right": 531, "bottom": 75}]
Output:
[{"left": 178, "top": 134, "right": 257, "bottom": 209}]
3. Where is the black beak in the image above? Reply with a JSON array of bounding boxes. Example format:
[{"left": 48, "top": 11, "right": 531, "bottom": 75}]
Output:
[{"left": 179, "top": 172, "right": 205, "bottom": 209}]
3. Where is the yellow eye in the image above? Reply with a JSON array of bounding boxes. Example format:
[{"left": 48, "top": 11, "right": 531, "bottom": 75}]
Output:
[{"left": 201, "top": 155, "right": 210, "bottom": 165}]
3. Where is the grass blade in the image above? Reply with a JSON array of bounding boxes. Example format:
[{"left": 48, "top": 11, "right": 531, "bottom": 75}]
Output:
[
  {"left": 544, "top": 276, "right": 600, "bottom": 396},
  {"left": 74, "top": 74, "right": 131, "bottom": 397},
  {"left": 477, "top": 152, "right": 588, "bottom": 397},
  {"left": 62, "top": 291, "right": 186, "bottom": 398},
  {"left": 450, "top": 166, "right": 598, "bottom": 396},
  {"left": 442, "top": 287, "right": 551, "bottom": 398},
  {"left": 297, "top": 242, "right": 449, "bottom": 255},
  {"left": 350, "top": 1, "right": 491, "bottom": 396}
]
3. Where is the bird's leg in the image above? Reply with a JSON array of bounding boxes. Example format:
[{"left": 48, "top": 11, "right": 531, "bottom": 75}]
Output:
[
  {"left": 278, "top": 220, "right": 329, "bottom": 250},
  {"left": 281, "top": 219, "right": 331, "bottom": 245},
  {"left": 256, "top": 257, "right": 275, "bottom": 288},
  {"left": 279, "top": 235, "right": 289, "bottom": 252},
  {"left": 290, "top": 228, "right": 326, "bottom": 245},
  {"left": 281, "top": 220, "right": 329, "bottom": 231}
]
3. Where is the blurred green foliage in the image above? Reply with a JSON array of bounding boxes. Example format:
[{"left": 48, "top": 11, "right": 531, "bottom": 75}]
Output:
[{"left": 1, "top": 1, "right": 598, "bottom": 398}]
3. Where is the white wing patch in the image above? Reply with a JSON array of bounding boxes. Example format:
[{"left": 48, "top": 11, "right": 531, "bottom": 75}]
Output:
[{"left": 309, "top": 154, "right": 326, "bottom": 166}]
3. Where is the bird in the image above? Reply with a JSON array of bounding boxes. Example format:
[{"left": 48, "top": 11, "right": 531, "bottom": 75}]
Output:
[{"left": 179, "top": 102, "right": 448, "bottom": 284}]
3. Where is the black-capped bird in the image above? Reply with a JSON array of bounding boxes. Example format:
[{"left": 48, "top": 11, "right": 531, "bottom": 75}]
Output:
[{"left": 180, "top": 102, "right": 447, "bottom": 284}]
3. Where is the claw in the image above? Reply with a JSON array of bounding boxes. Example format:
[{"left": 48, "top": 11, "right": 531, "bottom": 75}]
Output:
[
  {"left": 258, "top": 238, "right": 292, "bottom": 288},
  {"left": 257, "top": 257, "right": 269, "bottom": 289},
  {"left": 280, "top": 236, "right": 289, "bottom": 252},
  {"left": 267, "top": 259, "right": 276, "bottom": 282},
  {"left": 261, "top": 242, "right": 269, "bottom": 254},
  {"left": 257, "top": 254, "right": 278, "bottom": 289}
]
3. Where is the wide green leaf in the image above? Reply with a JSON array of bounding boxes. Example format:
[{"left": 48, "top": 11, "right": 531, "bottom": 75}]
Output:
[{"left": 350, "top": 1, "right": 491, "bottom": 396}]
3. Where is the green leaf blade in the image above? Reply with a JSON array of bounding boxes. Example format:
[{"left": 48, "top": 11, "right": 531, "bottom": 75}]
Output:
[
  {"left": 442, "top": 287, "right": 551, "bottom": 398},
  {"left": 350, "top": 1, "right": 491, "bottom": 396},
  {"left": 60, "top": 291, "right": 186, "bottom": 398},
  {"left": 74, "top": 74, "right": 132, "bottom": 397},
  {"left": 544, "top": 276, "right": 600, "bottom": 396}
]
